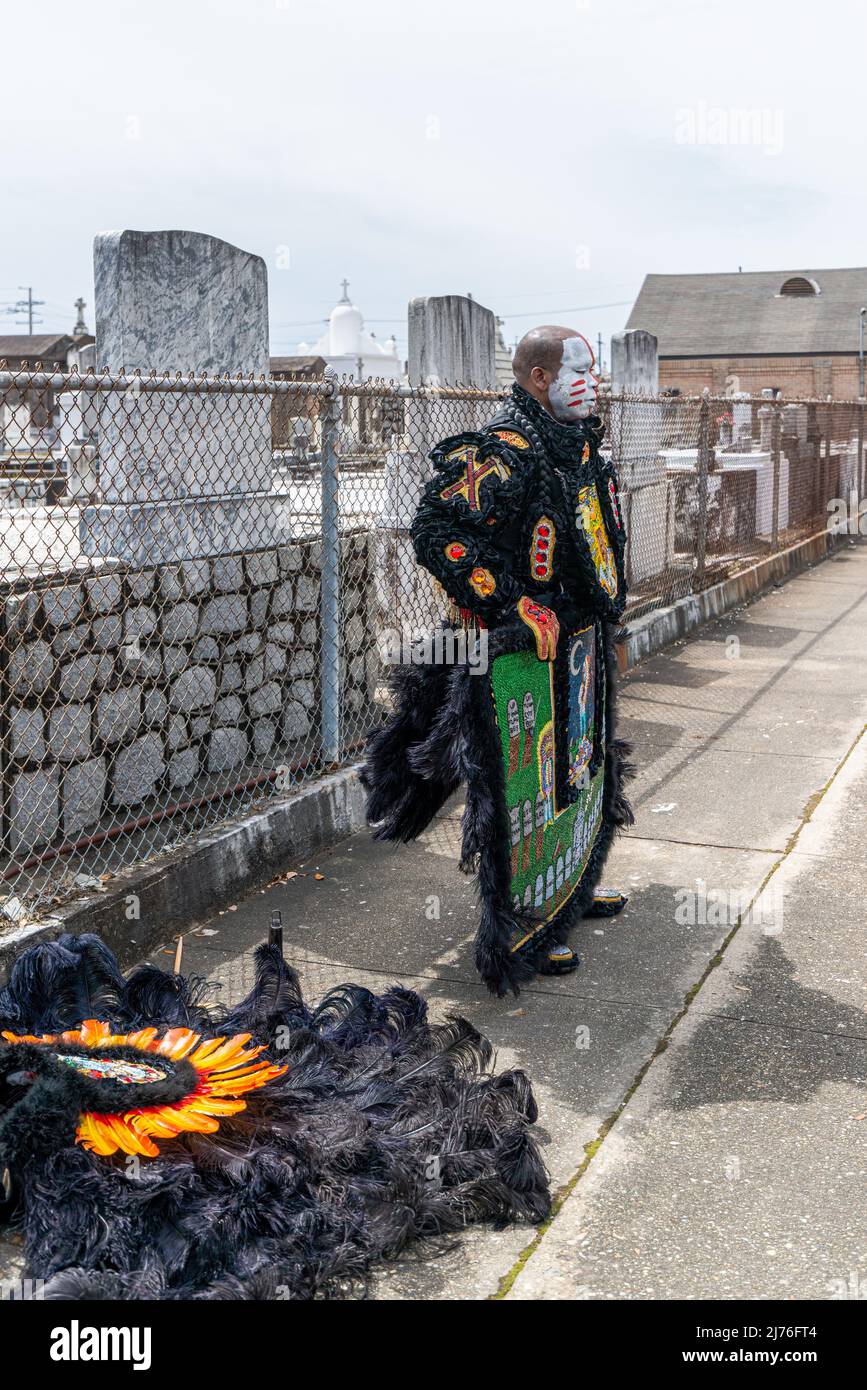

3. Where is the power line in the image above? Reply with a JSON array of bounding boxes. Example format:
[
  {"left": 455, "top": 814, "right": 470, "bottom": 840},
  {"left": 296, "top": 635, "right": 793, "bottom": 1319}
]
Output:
[
  {"left": 367, "top": 301, "right": 633, "bottom": 322},
  {"left": 494, "top": 288, "right": 636, "bottom": 303},
  {"left": 499, "top": 299, "right": 633, "bottom": 320},
  {"left": 274, "top": 298, "right": 633, "bottom": 331},
  {"left": 0, "top": 286, "right": 46, "bottom": 333}
]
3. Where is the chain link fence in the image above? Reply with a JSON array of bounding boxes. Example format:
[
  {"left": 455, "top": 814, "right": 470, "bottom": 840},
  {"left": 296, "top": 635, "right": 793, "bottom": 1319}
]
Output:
[{"left": 0, "top": 363, "right": 862, "bottom": 917}]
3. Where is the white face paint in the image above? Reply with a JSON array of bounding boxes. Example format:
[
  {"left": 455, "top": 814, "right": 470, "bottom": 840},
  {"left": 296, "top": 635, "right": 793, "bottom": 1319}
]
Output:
[{"left": 547, "top": 334, "right": 598, "bottom": 422}]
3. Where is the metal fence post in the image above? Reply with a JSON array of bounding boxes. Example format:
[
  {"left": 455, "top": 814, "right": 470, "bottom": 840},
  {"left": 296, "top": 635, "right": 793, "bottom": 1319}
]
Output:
[
  {"left": 320, "top": 368, "right": 341, "bottom": 767},
  {"left": 696, "top": 393, "right": 711, "bottom": 581},
  {"left": 771, "top": 399, "right": 782, "bottom": 549}
]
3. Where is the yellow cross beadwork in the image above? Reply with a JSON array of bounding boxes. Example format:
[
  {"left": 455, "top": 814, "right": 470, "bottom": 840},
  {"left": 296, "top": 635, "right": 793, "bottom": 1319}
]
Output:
[{"left": 440, "top": 446, "right": 511, "bottom": 511}]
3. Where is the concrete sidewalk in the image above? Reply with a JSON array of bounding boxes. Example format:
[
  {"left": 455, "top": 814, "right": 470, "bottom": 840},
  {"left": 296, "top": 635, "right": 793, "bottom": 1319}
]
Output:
[{"left": 147, "top": 542, "right": 867, "bottom": 1301}]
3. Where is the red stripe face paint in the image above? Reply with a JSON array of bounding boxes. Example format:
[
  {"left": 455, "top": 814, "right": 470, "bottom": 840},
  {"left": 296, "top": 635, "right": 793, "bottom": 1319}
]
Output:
[{"left": 548, "top": 333, "right": 598, "bottom": 423}]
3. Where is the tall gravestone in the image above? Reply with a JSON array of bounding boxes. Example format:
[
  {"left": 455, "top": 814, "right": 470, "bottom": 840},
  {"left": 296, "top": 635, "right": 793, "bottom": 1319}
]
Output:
[
  {"left": 379, "top": 295, "right": 499, "bottom": 636},
  {"left": 610, "top": 328, "right": 659, "bottom": 396},
  {"left": 81, "top": 229, "right": 282, "bottom": 563},
  {"left": 608, "top": 328, "right": 671, "bottom": 583},
  {"left": 408, "top": 295, "right": 497, "bottom": 390},
  {"left": 730, "top": 391, "right": 752, "bottom": 445}
]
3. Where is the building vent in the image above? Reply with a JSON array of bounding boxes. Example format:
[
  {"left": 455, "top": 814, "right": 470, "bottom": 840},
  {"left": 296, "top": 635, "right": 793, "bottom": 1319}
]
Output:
[{"left": 778, "top": 276, "right": 820, "bottom": 297}]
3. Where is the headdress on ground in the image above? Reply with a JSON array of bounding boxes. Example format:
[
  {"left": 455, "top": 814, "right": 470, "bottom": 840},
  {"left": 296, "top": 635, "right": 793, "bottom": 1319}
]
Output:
[{"left": 0, "top": 932, "right": 548, "bottom": 1299}]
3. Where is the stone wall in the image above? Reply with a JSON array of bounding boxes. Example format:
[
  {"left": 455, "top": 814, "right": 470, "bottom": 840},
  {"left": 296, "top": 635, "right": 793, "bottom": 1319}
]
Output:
[{"left": 3, "top": 533, "right": 376, "bottom": 858}]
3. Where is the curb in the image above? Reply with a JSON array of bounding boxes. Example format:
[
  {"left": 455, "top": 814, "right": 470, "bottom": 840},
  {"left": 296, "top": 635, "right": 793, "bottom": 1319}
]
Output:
[{"left": 0, "top": 766, "right": 367, "bottom": 980}]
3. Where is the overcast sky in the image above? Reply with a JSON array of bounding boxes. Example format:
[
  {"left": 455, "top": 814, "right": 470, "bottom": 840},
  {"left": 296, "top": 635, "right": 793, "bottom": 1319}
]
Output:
[{"left": 2, "top": 0, "right": 864, "bottom": 367}]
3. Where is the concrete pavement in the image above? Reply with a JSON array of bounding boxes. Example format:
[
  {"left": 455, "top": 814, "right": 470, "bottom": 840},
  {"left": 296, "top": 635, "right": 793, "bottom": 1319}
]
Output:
[{"left": 145, "top": 542, "right": 867, "bottom": 1300}]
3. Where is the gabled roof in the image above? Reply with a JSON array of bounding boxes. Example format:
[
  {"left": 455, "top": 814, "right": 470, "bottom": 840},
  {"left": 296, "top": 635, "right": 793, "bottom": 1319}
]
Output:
[
  {"left": 0, "top": 333, "right": 75, "bottom": 362},
  {"left": 626, "top": 269, "right": 867, "bottom": 356}
]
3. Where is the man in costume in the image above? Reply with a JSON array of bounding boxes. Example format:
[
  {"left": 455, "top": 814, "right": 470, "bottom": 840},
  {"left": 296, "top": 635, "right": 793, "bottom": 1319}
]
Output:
[{"left": 363, "top": 326, "right": 634, "bottom": 995}]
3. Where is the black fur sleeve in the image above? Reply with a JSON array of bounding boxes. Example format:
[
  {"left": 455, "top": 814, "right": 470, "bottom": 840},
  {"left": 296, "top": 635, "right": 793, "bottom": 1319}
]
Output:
[
  {"left": 598, "top": 456, "right": 627, "bottom": 567},
  {"left": 410, "top": 431, "right": 534, "bottom": 619}
]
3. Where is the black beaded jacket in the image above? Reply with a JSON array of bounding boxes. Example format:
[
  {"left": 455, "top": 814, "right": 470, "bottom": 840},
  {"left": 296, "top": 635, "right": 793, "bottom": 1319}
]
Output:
[{"left": 411, "top": 384, "right": 627, "bottom": 626}]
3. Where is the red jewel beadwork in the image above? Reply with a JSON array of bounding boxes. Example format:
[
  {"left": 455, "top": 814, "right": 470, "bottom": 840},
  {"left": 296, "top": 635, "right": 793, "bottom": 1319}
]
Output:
[{"left": 530, "top": 516, "right": 555, "bottom": 582}]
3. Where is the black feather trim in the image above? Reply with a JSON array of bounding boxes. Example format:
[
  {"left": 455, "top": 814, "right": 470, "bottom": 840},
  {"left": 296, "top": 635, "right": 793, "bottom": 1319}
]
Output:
[
  {"left": 0, "top": 937, "right": 550, "bottom": 1300},
  {"left": 360, "top": 605, "right": 634, "bottom": 996}
]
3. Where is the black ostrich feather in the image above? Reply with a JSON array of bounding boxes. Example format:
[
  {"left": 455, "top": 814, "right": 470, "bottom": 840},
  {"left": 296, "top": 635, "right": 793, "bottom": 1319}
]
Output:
[
  {"left": 121, "top": 963, "right": 215, "bottom": 1031},
  {"left": 0, "top": 934, "right": 125, "bottom": 1033},
  {"left": 0, "top": 934, "right": 549, "bottom": 1300}
]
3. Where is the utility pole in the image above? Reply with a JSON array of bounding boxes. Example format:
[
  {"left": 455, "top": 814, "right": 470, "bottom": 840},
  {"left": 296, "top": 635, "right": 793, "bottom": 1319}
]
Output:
[
  {"left": 597, "top": 332, "right": 603, "bottom": 372},
  {"left": 9, "top": 286, "right": 46, "bottom": 333}
]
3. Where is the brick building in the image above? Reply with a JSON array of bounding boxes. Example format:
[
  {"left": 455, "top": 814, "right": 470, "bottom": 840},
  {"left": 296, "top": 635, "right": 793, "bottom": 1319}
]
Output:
[{"left": 625, "top": 268, "right": 867, "bottom": 399}]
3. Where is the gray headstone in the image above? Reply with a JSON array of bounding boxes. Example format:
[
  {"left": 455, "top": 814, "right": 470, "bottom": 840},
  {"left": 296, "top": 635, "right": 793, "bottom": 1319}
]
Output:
[
  {"left": 94, "top": 229, "right": 268, "bottom": 375},
  {"left": 57, "top": 387, "right": 99, "bottom": 499},
  {"left": 758, "top": 404, "right": 774, "bottom": 452},
  {"left": 782, "top": 402, "right": 808, "bottom": 444},
  {"left": 408, "top": 295, "right": 497, "bottom": 389},
  {"left": 83, "top": 229, "right": 283, "bottom": 563},
  {"left": 382, "top": 293, "right": 496, "bottom": 635},
  {"left": 731, "top": 391, "right": 752, "bottom": 445},
  {"left": 608, "top": 330, "right": 668, "bottom": 585},
  {"left": 610, "top": 329, "right": 659, "bottom": 394}
]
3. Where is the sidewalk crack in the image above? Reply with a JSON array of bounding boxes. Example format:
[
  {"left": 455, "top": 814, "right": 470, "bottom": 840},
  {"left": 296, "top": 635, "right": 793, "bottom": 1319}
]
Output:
[{"left": 492, "top": 717, "right": 867, "bottom": 1299}]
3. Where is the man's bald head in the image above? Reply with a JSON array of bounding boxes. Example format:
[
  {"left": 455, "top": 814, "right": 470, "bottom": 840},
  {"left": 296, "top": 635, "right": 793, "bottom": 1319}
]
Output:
[
  {"left": 512, "top": 325, "right": 598, "bottom": 422},
  {"left": 512, "top": 326, "right": 579, "bottom": 388}
]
